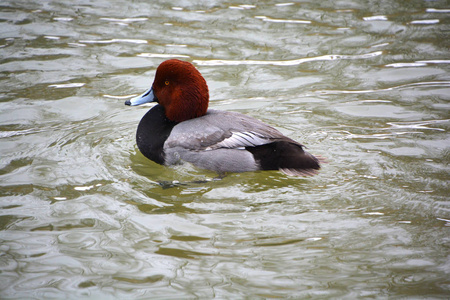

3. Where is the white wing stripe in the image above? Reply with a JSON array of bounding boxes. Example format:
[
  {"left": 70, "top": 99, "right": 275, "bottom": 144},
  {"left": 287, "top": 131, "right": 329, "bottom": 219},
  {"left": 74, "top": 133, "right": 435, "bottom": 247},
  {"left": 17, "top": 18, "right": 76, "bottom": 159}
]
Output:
[{"left": 207, "top": 131, "right": 273, "bottom": 150}]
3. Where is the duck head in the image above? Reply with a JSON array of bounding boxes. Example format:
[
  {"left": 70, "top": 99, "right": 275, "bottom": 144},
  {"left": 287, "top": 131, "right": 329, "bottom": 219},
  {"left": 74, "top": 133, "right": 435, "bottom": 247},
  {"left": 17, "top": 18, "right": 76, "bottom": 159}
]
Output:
[{"left": 125, "top": 59, "right": 209, "bottom": 123}]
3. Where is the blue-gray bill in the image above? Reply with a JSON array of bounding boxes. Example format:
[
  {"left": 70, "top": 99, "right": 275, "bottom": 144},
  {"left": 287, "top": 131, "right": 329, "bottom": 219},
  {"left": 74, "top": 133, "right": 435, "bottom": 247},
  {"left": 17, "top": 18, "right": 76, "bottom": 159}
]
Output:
[{"left": 125, "top": 87, "right": 156, "bottom": 106}]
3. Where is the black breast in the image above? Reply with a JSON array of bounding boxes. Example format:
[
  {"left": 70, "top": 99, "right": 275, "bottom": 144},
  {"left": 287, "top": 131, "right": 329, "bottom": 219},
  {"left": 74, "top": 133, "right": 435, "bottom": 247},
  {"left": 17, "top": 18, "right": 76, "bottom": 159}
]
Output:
[{"left": 136, "top": 104, "right": 177, "bottom": 165}]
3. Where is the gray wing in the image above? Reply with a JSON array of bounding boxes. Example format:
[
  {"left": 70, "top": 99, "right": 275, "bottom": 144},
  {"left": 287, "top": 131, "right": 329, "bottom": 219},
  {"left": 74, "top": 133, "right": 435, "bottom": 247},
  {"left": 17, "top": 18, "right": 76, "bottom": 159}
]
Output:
[{"left": 164, "top": 109, "right": 291, "bottom": 151}]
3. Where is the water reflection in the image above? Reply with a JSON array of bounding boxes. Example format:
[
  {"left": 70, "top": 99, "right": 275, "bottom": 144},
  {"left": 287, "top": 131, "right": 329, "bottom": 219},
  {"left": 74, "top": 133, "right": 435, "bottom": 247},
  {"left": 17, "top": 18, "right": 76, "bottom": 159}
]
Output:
[{"left": 0, "top": 0, "right": 449, "bottom": 298}]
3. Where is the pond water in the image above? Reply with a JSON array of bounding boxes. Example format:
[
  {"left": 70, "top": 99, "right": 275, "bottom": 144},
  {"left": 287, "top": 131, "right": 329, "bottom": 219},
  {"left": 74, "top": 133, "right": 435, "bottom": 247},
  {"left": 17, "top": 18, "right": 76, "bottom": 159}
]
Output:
[{"left": 1, "top": 0, "right": 449, "bottom": 298}]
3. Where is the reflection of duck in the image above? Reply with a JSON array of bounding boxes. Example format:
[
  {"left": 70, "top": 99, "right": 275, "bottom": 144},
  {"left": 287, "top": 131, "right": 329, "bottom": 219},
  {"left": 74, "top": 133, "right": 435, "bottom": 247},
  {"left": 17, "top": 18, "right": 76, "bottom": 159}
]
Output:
[{"left": 125, "top": 59, "right": 321, "bottom": 176}]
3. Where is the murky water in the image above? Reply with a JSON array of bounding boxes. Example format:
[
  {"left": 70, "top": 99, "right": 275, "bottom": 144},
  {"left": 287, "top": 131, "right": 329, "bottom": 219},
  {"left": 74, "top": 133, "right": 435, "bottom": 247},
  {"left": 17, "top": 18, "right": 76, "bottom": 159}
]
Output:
[{"left": 1, "top": 0, "right": 449, "bottom": 298}]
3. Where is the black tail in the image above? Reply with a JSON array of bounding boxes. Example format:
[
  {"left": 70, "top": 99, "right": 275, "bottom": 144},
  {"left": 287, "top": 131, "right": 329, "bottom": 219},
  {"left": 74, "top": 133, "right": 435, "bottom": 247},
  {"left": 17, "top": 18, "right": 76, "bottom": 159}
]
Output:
[{"left": 247, "top": 141, "right": 321, "bottom": 177}]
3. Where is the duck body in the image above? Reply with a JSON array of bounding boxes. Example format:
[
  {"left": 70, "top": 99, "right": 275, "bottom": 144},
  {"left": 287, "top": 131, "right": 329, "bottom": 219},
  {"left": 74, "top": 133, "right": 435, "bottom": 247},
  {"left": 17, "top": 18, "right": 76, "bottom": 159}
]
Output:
[{"left": 126, "top": 59, "right": 321, "bottom": 176}]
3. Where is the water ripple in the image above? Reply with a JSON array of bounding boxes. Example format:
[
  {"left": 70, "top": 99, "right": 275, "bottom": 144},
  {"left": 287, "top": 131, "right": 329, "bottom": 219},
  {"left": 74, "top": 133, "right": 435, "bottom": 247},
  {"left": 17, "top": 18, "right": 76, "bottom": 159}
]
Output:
[
  {"left": 426, "top": 8, "right": 450, "bottom": 13},
  {"left": 410, "top": 19, "right": 440, "bottom": 25},
  {"left": 255, "top": 16, "right": 312, "bottom": 24},
  {"left": 48, "top": 83, "right": 85, "bottom": 88},
  {"left": 386, "top": 120, "right": 448, "bottom": 132},
  {"left": 79, "top": 39, "right": 147, "bottom": 44},
  {"left": 194, "top": 51, "right": 382, "bottom": 66},
  {"left": 318, "top": 81, "right": 450, "bottom": 95},
  {"left": 100, "top": 17, "right": 148, "bottom": 23},
  {"left": 363, "top": 15, "right": 388, "bottom": 21},
  {"left": 136, "top": 53, "right": 190, "bottom": 59}
]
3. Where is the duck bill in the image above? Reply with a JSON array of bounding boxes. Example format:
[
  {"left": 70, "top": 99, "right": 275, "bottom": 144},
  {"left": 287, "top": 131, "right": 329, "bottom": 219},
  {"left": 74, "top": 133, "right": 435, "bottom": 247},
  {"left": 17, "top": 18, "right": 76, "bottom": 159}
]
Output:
[{"left": 125, "top": 87, "right": 156, "bottom": 106}]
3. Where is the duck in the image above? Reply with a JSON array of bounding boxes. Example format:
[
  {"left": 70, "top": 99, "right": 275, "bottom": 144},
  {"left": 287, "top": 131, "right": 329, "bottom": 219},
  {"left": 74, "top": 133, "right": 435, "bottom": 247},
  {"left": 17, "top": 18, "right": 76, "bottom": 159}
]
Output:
[{"left": 125, "top": 59, "right": 321, "bottom": 176}]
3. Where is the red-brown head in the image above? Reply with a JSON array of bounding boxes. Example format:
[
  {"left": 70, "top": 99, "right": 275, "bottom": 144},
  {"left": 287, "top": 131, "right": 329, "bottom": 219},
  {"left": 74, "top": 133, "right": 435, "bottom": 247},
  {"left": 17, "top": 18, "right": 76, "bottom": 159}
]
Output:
[
  {"left": 126, "top": 59, "right": 209, "bottom": 122},
  {"left": 150, "top": 59, "right": 209, "bottom": 122}
]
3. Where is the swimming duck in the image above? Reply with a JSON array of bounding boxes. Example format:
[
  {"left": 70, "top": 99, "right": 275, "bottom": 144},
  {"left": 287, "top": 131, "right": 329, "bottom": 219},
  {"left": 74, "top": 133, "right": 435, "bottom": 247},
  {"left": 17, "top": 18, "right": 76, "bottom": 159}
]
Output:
[{"left": 125, "top": 59, "right": 321, "bottom": 176}]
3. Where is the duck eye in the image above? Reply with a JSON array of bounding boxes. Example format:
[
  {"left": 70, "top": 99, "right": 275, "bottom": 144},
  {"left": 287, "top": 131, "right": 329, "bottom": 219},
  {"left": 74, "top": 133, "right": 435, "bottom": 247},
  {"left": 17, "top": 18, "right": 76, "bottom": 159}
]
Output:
[{"left": 165, "top": 81, "right": 169, "bottom": 86}]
